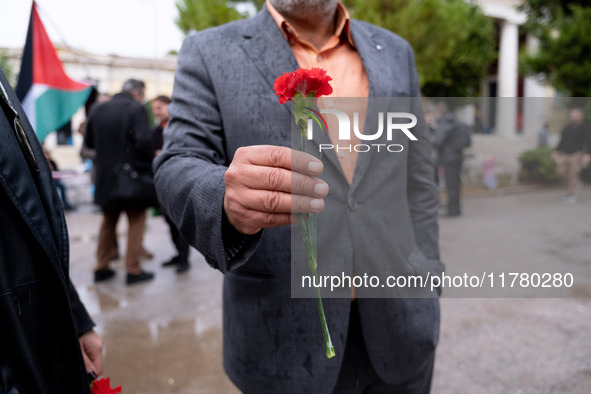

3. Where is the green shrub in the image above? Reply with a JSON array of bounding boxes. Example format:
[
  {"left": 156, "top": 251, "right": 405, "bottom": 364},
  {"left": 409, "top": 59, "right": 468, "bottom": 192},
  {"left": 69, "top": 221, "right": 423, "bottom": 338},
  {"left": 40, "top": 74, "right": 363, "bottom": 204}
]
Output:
[{"left": 519, "top": 147, "right": 561, "bottom": 183}]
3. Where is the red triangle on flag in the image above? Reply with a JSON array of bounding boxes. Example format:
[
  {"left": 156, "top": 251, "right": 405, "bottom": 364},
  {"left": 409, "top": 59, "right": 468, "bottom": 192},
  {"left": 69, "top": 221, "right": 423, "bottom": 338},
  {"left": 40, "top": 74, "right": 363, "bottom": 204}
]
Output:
[{"left": 31, "top": 2, "right": 89, "bottom": 91}]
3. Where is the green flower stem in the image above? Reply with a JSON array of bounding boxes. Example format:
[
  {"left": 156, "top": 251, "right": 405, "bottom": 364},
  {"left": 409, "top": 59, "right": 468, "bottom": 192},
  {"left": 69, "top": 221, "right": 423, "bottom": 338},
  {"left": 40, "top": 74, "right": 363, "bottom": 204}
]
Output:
[
  {"left": 298, "top": 212, "right": 335, "bottom": 359},
  {"left": 294, "top": 97, "right": 335, "bottom": 359},
  {"left": 315, "top": 284, "right": 335, "bottom": 359}
]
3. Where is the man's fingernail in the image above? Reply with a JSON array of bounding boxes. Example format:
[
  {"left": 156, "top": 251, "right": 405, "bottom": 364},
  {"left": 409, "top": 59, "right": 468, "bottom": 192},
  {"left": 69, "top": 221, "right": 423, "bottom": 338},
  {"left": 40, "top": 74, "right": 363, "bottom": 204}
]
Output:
[
  {"left": 310, "top": 199, "right": 324, "bottom": 210},
  {"left": 314, "top": 183, "right": 329, "bottom": 196},
  {"left": 308, "top": 161, "right": 323, "bottom": 173}
]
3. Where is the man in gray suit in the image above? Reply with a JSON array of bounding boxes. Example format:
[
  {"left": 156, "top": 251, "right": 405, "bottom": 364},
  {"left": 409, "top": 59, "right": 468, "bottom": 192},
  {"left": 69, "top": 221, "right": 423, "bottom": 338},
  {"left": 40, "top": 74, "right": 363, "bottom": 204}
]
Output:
[{"left": 154, "top": 0, "right": 442, "bottom": 392}]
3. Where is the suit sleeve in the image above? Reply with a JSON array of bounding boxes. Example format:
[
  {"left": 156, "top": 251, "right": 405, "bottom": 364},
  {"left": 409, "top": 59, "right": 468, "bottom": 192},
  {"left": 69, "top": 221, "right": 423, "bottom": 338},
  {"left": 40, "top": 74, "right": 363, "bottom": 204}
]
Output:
[
  {"left": 153, "top": 36, "right": 262, "bottom": 274},
  {"left": 404, "top": 43, "right": 442, "bottom": 263}
]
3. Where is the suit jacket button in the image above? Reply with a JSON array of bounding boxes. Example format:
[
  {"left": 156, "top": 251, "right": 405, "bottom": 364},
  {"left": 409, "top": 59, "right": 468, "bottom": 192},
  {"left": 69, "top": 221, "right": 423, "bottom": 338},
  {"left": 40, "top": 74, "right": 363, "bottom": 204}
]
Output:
[{"left": 347, "top": 197, "right": 358, "bottom": 211}]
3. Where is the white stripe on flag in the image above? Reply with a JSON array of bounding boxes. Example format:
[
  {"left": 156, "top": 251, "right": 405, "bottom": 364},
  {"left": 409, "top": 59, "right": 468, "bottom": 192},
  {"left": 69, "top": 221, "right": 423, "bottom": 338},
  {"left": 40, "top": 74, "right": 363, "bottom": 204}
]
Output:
[{"left": 21, "top": 84, "right": 49, "bottom": 131}]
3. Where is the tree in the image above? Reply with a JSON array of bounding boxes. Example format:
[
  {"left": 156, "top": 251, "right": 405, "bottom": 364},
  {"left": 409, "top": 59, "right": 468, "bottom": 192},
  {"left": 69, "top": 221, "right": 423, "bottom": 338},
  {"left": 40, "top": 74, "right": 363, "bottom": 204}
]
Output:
[
  {"left": 0, "top": 50, "right": 16, "bottom": 87},
  {"left": 521, "top": 2, "right": 591, "bottom": 97},
  {"left": 344, "top": 0, "right": 496, "bottom": 97},
  {"left": 521, "top": 0, "right": 587, "bottom": 20},
  {"left": 175, "top": 0, "right": 248, "bottom": 34},
  {"left": 250, "top": 0, "right": 264, "bottom": 10}
]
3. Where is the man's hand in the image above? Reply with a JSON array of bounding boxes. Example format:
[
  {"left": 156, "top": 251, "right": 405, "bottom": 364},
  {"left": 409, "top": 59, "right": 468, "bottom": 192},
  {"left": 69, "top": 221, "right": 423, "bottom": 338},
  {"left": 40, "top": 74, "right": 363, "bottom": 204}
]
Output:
[
  {"left": 79, "top": 330, "right": 104, "bottom": 377},
  {"left": 224, "top": 145, "right": 329, "bottom": 235}
]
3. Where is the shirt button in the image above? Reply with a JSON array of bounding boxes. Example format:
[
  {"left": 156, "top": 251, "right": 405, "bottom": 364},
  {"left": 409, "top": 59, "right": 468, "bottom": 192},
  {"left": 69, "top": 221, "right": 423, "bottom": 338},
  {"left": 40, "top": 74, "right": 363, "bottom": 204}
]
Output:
[
  {"left": 288, "top": 38, "right": 295, "bottom": 45},
  {"left": 317, "top": 55, "right": 322, "bottom": 62},
  {"left": 376, "top": 44, "right": 383, "bottom": 51},
  {"left": 337, "top": 150, "right": 344, "bottom": 157},
  {"left": 347, "top": 197, "right": 358, "bottom": 211}
]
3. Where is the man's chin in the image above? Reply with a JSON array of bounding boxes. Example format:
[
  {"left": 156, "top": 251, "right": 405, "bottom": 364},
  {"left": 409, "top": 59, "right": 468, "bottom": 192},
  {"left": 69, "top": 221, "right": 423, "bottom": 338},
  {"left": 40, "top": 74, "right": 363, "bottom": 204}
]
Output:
[{"left": 269, "top": 0, "right": 338, "bottom": 18}]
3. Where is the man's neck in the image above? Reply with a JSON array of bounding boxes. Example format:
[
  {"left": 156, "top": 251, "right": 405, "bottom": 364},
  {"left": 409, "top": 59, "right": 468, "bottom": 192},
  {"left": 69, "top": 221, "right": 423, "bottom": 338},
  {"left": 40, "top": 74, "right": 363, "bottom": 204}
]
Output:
[{"left": 280, "top": 10, "right": 337, "bottom": 50}]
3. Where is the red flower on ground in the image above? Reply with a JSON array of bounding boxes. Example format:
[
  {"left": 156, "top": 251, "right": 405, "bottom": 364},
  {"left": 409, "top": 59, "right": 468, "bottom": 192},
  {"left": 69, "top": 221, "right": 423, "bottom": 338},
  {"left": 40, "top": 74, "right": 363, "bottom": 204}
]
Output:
[
  {"left": 273, "top": 67, "right": 333, "bottom": 104},
  {"left": 91, "top": 378, "right": 122, "bottom": 394}
]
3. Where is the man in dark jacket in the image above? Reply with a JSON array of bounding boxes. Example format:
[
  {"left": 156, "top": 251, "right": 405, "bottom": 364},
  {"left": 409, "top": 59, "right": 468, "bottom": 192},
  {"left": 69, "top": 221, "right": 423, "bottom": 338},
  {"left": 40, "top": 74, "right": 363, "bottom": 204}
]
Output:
[
  {"left": 0, "top": 68, "right": 103, "bottom": 393},
  {"left": 84, "top": 79, "right": 156, "bottom": 285},
  {"left": 434, "top": 101, "right": 469, "bottom": 217},
  {"left": 551, "top": 107, "right": 591, "bottom": 204}
]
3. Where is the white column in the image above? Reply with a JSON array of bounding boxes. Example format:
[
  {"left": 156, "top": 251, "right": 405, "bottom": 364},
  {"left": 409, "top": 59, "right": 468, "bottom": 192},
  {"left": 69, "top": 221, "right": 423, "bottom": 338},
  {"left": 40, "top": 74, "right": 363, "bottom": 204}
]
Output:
[
  {"left": 522, "top": 34, "right": 549, "bottom": 137},
  {"left": 498, "top": 20, "right": 519, "bottom": 97},
  {"left": 495, "top": 20, "right": 519, "bottom": 138}
]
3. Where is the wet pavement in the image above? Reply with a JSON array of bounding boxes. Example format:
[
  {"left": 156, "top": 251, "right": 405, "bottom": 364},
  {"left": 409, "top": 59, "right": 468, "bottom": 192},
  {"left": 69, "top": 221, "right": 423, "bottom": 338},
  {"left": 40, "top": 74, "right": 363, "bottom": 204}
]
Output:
[
  {"left": 67, "top": 204, "right": 239, "bottom": 393},
  {"left": 65, "top": 184, "right": 591, "bottom": 393}
]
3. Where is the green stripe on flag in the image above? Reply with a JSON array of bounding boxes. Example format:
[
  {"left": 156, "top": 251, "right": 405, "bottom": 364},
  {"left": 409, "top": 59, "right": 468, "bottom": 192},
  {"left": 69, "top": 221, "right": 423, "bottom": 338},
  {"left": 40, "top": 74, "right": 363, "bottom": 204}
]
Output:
[{"left": 34, "top": 87, "right": 91, "bottom": 141}]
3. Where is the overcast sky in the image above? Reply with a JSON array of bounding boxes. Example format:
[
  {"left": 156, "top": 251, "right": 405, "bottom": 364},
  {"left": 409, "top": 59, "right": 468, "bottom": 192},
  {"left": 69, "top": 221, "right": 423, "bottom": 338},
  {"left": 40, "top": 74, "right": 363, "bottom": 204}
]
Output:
[{"left": 0, "top": 0, "right": 186, "bottom": 58}]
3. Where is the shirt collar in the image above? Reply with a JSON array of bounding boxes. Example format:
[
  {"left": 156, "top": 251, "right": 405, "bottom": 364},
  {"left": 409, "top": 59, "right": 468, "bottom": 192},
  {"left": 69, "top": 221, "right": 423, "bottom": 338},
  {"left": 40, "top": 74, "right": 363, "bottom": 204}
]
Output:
[{"left": 266, "top": 1, "right": 355, "bottom": 49}]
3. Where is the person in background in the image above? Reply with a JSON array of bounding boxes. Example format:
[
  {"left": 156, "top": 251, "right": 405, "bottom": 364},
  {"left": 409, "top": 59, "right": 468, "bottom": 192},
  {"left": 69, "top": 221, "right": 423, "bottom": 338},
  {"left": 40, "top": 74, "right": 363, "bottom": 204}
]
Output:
[
  {"left": 78, "top": 90, "right": 112, "bottom": 188},
  {"left": 151, "top": 95, "right": 190, "bottom": 273},
  {"left": 79, "top": 91, "right": 154, "bottom": 260},
  {"left": 84, "top": 78, "right": 156, "bottom": 285},
  {"left": 424, "top": 111, "right": 439, "bottom": 182},
  {"left": 0, "top": 67, "right": 103, "bottom": 393},
  {"left": 434, "top": 101, "right": 469, "bottom": 217},
  {"left": 552, "top": 107, "right": 591, "bottom": 204},
  {"left": 538, "top": 122, "right": 549, "bottom": 148}
]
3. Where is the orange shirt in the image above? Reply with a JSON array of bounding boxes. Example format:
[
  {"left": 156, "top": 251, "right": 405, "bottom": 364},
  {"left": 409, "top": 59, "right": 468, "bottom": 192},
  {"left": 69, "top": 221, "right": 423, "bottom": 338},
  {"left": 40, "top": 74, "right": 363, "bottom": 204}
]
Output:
[{"left": 267, "top": 1, "right": 369, "bottom": 184}]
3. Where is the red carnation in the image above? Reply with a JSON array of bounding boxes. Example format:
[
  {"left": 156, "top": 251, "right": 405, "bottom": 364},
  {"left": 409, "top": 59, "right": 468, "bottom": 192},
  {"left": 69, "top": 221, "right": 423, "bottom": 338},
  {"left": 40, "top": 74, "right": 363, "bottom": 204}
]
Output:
[
  {"left": 91, "top": 378, "right": 122, "bottom": 394},
  {"left": 274, "top": 67, "right": 333, "bottom": 104}
]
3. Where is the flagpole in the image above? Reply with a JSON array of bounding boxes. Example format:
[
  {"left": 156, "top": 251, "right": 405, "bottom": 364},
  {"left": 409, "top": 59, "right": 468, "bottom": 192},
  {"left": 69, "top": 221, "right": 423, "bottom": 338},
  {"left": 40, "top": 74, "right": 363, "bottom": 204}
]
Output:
[{"left": 152, "top": 0, "right": 161, "bottom": 94}]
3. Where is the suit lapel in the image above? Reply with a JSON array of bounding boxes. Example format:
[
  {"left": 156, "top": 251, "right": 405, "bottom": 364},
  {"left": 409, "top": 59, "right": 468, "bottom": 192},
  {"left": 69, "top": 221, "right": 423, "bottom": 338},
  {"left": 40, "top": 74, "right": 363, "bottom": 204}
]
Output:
[
  {"left": 239, "top": 6, "right": 298, "bottom": 115},
  {"left": 353, "top": 21, "right": 393, "bottom": 99}
]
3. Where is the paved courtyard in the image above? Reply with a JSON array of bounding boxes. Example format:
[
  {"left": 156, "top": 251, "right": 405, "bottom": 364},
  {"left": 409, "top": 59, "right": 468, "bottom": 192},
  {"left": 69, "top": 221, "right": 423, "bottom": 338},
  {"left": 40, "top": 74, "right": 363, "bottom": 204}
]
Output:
[{"left": 65, "top": 184, "right": 591, "bottom": 393}]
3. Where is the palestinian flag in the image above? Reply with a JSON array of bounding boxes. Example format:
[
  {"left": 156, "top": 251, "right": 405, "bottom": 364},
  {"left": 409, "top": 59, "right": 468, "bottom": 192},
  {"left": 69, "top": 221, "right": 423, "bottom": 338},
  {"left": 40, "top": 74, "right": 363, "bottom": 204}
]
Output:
[{"left": 15, "top": 1, "right": 91, "bottom": 141}]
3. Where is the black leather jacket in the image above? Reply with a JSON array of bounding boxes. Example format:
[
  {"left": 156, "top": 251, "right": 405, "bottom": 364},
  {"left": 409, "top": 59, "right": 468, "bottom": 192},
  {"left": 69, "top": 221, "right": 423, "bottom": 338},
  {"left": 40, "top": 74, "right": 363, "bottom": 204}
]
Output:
[{"left": 0, "top": 69, "right": 93, "bottom": 393}]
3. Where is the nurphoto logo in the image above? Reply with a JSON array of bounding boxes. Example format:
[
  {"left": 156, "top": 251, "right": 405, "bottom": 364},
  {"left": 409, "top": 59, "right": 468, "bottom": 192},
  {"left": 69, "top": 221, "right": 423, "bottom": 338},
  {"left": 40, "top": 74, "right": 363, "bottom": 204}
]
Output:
[{"left": 304, "top": 108, "right": 419, "bottom": 153}]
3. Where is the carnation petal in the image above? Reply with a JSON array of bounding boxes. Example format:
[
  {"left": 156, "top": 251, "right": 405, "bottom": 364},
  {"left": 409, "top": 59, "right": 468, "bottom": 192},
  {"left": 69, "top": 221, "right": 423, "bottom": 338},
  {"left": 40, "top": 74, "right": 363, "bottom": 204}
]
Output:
[{"left": 273, "top": 67, "right": 333, "bottom": 103}]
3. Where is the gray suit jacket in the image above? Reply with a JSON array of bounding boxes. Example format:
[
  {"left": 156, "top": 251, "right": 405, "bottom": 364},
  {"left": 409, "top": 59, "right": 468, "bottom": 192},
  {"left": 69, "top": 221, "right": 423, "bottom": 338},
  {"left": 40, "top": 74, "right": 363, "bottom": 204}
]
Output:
[{"left": 154, "top": 6, "right": 443, "bottom": 393}]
